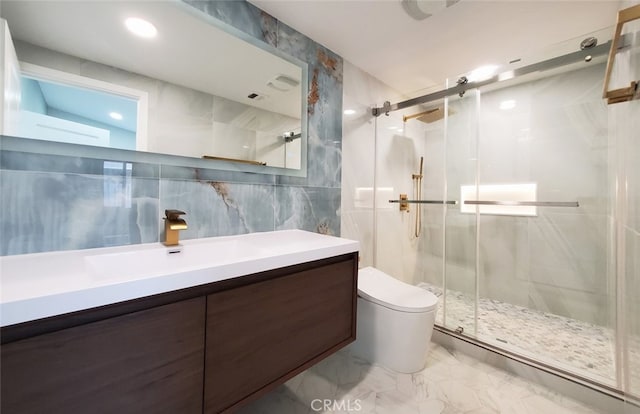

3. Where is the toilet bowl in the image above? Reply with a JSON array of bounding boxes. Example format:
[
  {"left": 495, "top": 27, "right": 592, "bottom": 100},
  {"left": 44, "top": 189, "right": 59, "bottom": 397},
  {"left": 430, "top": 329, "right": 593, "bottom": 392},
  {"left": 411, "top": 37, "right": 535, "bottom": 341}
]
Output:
[{"left": 349, "top": 266, "right": 438, "bottom": 373}]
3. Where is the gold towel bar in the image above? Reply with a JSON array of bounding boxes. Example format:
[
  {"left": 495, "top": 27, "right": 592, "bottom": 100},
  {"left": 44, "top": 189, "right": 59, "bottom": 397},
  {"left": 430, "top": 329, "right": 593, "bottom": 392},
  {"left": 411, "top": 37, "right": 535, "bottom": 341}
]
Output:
[{"left": 602, "top": 4, "right": 640, "bottom": 104}]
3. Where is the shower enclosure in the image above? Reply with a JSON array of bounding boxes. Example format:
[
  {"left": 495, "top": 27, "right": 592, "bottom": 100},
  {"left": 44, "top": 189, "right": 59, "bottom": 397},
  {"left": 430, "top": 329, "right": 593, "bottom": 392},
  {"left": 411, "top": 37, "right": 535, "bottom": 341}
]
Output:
[{"left": 369, "top": 9, "right": 639, "bottom": 407}]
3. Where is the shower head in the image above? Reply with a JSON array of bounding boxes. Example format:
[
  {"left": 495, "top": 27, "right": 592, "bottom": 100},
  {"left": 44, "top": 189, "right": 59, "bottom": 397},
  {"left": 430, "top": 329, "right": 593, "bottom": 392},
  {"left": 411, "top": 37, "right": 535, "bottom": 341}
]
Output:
[{"left": 403, "top": 106, "right": 452, "bottom": 123}]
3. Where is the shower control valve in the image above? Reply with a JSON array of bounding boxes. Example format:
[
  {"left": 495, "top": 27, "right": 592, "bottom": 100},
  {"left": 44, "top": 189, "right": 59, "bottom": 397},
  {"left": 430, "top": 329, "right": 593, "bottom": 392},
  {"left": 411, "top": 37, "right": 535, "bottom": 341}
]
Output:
[{"left": 399, "top": 194, "right": 410, "bottom": 212}]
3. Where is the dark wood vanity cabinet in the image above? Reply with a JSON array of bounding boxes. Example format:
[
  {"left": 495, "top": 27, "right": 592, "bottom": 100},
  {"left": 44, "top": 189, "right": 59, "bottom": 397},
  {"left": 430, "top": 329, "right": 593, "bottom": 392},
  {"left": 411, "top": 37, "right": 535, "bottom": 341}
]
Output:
[
  {"left": 0, "top": 253, "right": 357, "bottom": 414},
  {"left": 0, "top": 297, "right": 206, "bottom": 414},
  {"left": 205, "top": 258, "right": 356, "bottom": 413}
]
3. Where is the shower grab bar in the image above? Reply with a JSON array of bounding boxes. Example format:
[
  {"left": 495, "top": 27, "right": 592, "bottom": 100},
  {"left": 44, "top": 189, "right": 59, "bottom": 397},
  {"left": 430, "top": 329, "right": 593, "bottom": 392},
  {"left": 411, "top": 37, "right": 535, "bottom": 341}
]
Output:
[
  {"left": 389, "top": 199, "right": 458, "bottom": 205},
  {"left": 463, "top": 200, "right": 579, "bottom": 207}
]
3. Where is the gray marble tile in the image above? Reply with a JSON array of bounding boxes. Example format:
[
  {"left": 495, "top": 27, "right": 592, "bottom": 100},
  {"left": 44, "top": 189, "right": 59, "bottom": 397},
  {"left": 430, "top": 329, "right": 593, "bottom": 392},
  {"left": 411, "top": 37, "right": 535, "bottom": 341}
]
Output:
[
  {"left": 478, "top": 216, "right": 529, "bottom": 307},
  {"left": 236, "top": 384, "right": 309, "bottom": 414},
  {"left": 0, "top": 170, "right": 159, "bottom": 255},
  {"left": 159, "top": 179, "right": 275, "bottom": 239},
  {"left": 159, "top": 164, "right": 276, "bottom": 185},
  {"left": 183, "top": 0, "right": 277, "bottom": 47},
  {"left": 0, "top": 149, "right": 102, "bottom": 175},
  {"left": 275, "top": 186, "right": 340, "bottom": 236},
  {"left": 295, "top": 371, "right": 338, "bottom": 408},
  {"left": 527, "top": 208, "right": 605, "bottom": 288},
  {"left": 276, "top": 23, "right": 343, "bottom": 190},
  {"left": 243, "top": 343, "right": 605, "bottom": 414},
  {"left": 0, "top": 149, "right": 159, "bottom": 178}
]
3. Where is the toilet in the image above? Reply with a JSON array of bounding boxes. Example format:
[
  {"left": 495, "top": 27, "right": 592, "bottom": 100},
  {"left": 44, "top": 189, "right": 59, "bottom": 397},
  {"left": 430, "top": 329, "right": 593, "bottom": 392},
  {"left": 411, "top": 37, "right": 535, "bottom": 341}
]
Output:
[{"left": 349, "top": 266, "right": 439, "bottom": 373}]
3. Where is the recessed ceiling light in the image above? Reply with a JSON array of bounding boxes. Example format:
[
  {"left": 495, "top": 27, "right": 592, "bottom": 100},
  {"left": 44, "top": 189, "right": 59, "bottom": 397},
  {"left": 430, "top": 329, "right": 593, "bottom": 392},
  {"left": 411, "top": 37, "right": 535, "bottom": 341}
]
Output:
[
  {"left": 125, "top": 17, "right": 157, "bottom": 39},
  {"left": 343, "top": 109, "right": 356, "bottom": 115},
  {"left": 109, "top": 112, "right": 123, "bottom": 120}
]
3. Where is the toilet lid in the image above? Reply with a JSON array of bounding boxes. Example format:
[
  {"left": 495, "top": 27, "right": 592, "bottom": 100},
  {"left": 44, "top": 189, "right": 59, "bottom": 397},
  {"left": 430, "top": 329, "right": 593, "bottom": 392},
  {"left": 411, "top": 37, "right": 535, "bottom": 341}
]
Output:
[{"left": 358, "top": 267, "right": 439, "bottom": 313}]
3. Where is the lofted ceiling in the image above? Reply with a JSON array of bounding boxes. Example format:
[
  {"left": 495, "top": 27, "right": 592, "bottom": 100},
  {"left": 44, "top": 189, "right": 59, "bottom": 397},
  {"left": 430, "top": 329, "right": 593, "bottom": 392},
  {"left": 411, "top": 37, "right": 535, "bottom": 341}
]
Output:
[{"left": 249, "top": 0, "right": 622, "bottom": 98}]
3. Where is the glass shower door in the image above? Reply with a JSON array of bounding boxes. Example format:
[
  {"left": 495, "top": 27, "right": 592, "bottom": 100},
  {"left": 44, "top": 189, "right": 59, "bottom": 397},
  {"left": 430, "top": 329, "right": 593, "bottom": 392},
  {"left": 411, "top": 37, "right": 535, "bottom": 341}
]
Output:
[
  {"left": 614, "top": 6, "right": 640, "bottom": 409},
  {"left": 442, "top": 90, "right": 480, "bottom": 337},
  {"left": 472, "top": 60, "right": 616, "bottom": 386}
]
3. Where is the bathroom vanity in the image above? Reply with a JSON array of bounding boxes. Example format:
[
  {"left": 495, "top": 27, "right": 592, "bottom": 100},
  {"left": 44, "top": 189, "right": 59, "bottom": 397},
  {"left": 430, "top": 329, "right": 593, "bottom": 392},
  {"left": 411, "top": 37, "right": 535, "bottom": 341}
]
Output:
[{"left": 0, "top": 230, "right": 359, "bottom": 414}]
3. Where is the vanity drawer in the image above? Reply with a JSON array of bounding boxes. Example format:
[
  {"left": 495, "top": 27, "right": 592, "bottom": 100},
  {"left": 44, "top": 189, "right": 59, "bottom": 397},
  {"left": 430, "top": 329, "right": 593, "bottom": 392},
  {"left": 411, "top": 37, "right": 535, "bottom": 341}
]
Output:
[
  {"left": 1, "top": 297, "right": 205, "bottom": 414},
  {"left": 204, "top": 257, "right": 357, "bottom": 413}
]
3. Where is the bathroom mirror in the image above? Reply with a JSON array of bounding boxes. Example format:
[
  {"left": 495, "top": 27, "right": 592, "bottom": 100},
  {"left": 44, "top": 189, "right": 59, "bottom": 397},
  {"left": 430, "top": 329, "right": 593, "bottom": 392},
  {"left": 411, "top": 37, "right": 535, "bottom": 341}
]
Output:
[{"left": 0, "top": 0, "right": 308, "bottom": 176}]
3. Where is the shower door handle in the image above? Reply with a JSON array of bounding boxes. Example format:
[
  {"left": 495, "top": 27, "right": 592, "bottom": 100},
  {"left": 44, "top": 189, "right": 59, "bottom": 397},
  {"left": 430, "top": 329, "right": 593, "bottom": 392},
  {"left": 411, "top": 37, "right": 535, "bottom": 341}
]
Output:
[{"left": 463, "top": 200, "right": 579, "bottom": 207}]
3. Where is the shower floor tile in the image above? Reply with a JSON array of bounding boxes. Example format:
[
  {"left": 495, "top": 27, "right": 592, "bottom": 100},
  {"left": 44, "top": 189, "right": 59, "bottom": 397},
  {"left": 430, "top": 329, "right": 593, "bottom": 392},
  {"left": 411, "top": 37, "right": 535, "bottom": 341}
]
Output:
[
  {"left": 238, "top": 343, "right": 604, "bottom": 414},
  {"left": 418, "top": 283, "right": 618, "bottom": 385}
]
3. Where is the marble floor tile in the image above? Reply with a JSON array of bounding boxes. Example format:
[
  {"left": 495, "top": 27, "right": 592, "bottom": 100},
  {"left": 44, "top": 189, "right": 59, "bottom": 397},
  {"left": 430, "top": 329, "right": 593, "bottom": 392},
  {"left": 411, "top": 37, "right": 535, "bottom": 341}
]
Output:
[
  {"left": 420, "top": 283, "right": 617, "bottom": 385},
  {"left": 241, "top": 344, "right": 604, "bottom": 414},
  {"left": 417, "top": 399, "right": 446, "bottom": 414}
]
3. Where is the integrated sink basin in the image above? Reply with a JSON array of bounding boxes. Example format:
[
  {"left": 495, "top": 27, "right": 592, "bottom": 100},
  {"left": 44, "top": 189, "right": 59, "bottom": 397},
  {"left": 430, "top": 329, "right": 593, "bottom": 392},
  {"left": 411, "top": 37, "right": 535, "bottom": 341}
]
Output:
[
  {"left": 85, "top": 239, "right": 266, "bottom": 281},
  {"left": 0, "top": 230, "right": 359, "bottom": 327}
]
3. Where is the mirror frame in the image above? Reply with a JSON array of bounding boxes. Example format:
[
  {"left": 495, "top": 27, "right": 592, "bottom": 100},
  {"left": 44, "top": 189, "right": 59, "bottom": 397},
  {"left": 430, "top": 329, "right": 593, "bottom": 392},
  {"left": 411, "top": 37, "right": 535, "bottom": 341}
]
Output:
[{"left": 2, "top": 0, "right": 309, "bottom": 178}]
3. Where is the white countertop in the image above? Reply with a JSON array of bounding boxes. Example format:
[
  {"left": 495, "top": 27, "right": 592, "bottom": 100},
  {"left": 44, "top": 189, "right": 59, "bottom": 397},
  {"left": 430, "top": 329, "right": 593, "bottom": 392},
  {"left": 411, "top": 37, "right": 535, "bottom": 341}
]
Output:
[{"left": 0, "top": 230, "right": 359, "bottom": 327}]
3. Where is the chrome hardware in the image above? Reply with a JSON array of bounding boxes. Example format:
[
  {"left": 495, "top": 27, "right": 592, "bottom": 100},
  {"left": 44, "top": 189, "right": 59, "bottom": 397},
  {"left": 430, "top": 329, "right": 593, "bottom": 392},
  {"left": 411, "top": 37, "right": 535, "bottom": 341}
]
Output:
[
  {"left": 580, "top": 36, "right": 598, "bottom": 50},
  {"left": 371, "top": 40, "right": 610, "bottom": 116},
  {"left": 463, "top": 200, "right": 579, "bottom": 207},
  {"left": 372, "top": 100, "right": 392, "bottom": 117},
  {"left": 456, "top": 76, "right": 468, "bottom": 97}
]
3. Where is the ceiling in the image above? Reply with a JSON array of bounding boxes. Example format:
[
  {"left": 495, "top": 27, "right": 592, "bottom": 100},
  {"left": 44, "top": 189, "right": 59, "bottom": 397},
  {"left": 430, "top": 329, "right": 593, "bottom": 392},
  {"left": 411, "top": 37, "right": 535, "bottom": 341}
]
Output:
[{"left": 249, "top": 0, "right": 622, "bottom": 98}]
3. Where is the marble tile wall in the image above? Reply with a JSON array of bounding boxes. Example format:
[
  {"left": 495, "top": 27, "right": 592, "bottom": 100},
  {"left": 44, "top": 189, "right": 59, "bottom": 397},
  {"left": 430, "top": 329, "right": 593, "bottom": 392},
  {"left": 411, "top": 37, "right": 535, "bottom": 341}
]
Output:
[
  {"left": 473, "top": 63, "right": 612, "bottom": 326},
  {"left": 342, "top": 61, "right": 459, "bottom": 290},
  {"left": 341, "top": 62, "right": 392, "bottom": 268},
  {"left": 0, "top": 0, "right": 343, "bottom": 256}
]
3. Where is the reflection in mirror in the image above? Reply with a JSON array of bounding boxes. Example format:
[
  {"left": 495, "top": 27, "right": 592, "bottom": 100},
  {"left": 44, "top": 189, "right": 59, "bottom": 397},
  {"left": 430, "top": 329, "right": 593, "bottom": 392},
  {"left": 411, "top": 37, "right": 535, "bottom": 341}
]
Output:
[
  {"left": 18, "top": 64, "right": 143, "bottom": 151},
  {"left": 0, "top": 0, "right": 307, "bottom": 173}
]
